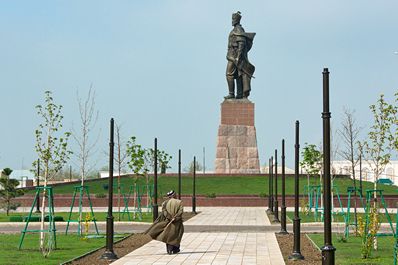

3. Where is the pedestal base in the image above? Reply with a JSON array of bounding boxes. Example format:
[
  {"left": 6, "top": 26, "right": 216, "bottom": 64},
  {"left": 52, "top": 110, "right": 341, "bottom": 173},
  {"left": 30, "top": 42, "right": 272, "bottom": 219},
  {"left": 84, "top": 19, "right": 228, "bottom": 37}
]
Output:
[{"left": 214, "top": 99, "right": 260, "bottom": 174}]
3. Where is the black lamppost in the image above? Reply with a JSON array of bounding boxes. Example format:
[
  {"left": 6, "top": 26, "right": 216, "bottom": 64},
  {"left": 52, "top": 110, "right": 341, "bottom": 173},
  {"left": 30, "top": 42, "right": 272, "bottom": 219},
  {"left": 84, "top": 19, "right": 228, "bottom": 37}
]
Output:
[
  {"left": 192, "top": 156, "right": 196, "bottom": 214},
  {"left": 100, "top": 118, "right": 118, "bottom": 260},
  {"left": 178, "top": 149, "right": 182, "bottom": 200},
  {"left": 321, "top": 68, "right": 336, "bottom": 264},
  {"left": 267, "top": 158, "right": 272, "bottom": 213},
  {"left": 289, "top": 120, "right": 304, "bottom": 260},
  {"left": 270, "top": 156, "right": 274, "bottom": 213},
  {"left": 279, "top": 139, "right": 288, "bottom": 234},
  {"left": 35, "top": 159, "right": 41, "bottom": 213},
  {"left": 273, "top": 149, "right": 280, "bottom": 223},
  {"left": 153, "top": 138, "right": 158, "bottom": 222}
]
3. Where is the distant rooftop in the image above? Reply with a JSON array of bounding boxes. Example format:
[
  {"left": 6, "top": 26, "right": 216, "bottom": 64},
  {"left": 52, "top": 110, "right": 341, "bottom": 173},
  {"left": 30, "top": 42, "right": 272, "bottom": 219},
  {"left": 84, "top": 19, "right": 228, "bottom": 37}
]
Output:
[{"left": 8, "top": 169, "right": 35, "bottom": 180}]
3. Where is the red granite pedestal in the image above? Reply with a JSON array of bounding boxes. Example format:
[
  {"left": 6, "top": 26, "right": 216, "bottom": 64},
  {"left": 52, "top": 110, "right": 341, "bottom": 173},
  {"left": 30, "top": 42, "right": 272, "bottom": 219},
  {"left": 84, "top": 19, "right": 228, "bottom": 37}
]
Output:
[{"left": 215, "top": 99, "right": 260, "bottom": 174}]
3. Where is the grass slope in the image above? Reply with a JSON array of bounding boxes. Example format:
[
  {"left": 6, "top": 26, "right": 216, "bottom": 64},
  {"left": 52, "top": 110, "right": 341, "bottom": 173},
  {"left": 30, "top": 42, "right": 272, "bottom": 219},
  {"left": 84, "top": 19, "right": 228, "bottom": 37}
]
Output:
[{"left": 26, "top": 176, "right": 398, "bottom": 196}]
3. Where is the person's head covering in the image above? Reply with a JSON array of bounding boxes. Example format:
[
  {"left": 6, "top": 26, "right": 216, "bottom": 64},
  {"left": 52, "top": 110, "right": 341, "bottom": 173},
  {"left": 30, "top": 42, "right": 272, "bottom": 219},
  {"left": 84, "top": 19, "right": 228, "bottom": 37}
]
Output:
[{"left": 167, "top": 190, "right": 175, "bottom": 197}]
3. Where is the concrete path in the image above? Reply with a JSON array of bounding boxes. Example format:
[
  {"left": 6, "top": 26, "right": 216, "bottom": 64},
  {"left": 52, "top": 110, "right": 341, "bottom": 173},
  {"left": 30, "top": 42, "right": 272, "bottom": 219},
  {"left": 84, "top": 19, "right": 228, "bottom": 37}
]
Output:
[{"left": 111, "top": 207, "right": 285, "bottom": 265}]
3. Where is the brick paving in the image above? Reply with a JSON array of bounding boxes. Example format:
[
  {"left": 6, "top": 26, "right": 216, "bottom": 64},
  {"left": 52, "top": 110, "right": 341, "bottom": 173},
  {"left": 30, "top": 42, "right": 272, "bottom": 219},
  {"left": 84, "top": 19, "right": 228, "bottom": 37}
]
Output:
[{"left": 111, "top": 207, "right": 285, "bottom": 265}]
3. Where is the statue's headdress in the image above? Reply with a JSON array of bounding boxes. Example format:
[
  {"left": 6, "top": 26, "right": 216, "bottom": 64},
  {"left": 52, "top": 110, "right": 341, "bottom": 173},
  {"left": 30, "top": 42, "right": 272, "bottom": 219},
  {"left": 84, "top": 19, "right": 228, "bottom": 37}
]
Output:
[{"left": 232, "top": 11, "right": 242, "bottom": 23}]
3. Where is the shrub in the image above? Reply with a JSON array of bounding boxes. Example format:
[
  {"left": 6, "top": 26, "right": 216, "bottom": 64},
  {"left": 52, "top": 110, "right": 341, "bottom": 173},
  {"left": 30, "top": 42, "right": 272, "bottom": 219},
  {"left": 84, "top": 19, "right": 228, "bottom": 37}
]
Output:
[
  {"left": 44, "top": 215, "right": 64, "bottom": 222},
  {"left": 23, "top": 215, "right": 64, "bottom": 222},
  {"left": 358, "top": 205, "right": 381, "bottom": 259},
  {"left": 300, "top": 198, "right": 310, "bottom": 215},
  {"left": 102, "top": 184, "right": 109, "bottom": 190},
  {"left": 259, "top": 192, "right": 267, "bottom": 198},
  {"left": 95, "top": 193, "right": 106, "bottom": 198},
  {"left": 9, "top": 216, "right": 23, "bottom": 222},
  {"left": 206, "top": 193, "right": 216, "bottom": 198},
  {"left": 24, "top": 216, "right": 40, "bottom": 222}
]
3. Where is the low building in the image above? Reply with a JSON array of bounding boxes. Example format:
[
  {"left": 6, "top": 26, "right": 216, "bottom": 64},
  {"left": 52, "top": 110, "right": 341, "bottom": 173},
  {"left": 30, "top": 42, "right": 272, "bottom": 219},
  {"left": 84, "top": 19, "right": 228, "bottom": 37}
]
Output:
[
  {"left": 331, "top": 160, "right": 398, "bottom": 185},
  {"left": 9, "top": 169, "right": 36, "bottom": 188}
]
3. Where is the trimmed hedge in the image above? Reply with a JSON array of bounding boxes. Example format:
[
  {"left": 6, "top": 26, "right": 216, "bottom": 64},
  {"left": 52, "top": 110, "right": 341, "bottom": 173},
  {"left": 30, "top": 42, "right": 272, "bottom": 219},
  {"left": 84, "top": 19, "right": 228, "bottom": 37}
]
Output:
[
  {"left": 9, "top": 216, "right": 23, "bottom": 222},
  {"left": 23, "top": 215, "right": 64, "bottom": 222}
]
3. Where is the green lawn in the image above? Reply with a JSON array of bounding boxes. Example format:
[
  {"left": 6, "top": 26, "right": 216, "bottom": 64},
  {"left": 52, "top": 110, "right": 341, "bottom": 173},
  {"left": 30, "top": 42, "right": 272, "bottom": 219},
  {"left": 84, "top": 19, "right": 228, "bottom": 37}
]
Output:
[
  {"left": 0, "top": 233, "right": 115, "bottom": 265},
  {"left": 25, "top": 175, "right": 398, "bottom": 196},
  {"left": 287, "top": 211, "right": 397, "bottom": 223},
  {"left": 308, "top": 234, "right": 396, "bottom": 265},
  {"left": 0, "top": 212, "right": 153, "bottom": 222}
]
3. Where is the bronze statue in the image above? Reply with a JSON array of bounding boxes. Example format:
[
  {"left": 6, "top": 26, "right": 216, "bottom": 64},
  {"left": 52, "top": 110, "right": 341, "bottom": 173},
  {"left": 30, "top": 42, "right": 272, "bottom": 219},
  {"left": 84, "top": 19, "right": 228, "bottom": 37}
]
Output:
[{"left": 225, "top": 11, "right": 256, "bottom": 99}]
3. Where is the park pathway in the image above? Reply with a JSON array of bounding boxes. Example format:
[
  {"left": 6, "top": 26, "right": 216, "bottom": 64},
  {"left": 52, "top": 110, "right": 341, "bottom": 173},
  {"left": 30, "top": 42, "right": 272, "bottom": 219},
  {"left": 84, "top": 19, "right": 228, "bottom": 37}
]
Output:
[{"left": 111, "top": 207, "right": 285, "bottom": 265}]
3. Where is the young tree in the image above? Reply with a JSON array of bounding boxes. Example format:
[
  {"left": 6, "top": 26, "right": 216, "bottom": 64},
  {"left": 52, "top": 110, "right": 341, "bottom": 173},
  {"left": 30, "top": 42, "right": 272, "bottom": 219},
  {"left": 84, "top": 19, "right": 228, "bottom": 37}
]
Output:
[
  {"left": 145, "top": 148, "right": 173, "bottom": 174},
  {"left": 338, "top": 107, "right": 361, "bottom": 233},
  {"left": 126, "top": 136, "right": 145, "bottom": 176},
  {"left": 391, "top": 91, "right": 398, "bottom": 155},
  {"left": 338, "top": 108, "right": 362, "bottom": 186},
  {"left": 158, "top": 150, "right": 172, "bottom": 174},
  {"left": 360, "top": 94, "right": 395, "bottom": 200},
  {"left": 0, "top": 168, "right": 24, "bottom": 215},
  {"left": 126, "top": 136, "right": 172, "bottom": 208},
  {"left": 71, "top": 87, "right": 99, "bottom": 229},
  {"left": 300, "top": 143, "right": 323, "bottom": 190},
  {"left": 126, "top": 136, "right": 149, "bottom": 208},
  {"left": 185, "top": 160, "right": 203, "bottom": 173},
  {"left": 72, "top": 87, "right": 99, "bottom": 186},
  {"left": 359, "top": 94, "right": 395, "bottom": 251},
  {"left": 115, "top": 123, "right": 128, "bottom": 220},
  {"left": 34, "top": 90, "right": 72, "bottom": 253}
]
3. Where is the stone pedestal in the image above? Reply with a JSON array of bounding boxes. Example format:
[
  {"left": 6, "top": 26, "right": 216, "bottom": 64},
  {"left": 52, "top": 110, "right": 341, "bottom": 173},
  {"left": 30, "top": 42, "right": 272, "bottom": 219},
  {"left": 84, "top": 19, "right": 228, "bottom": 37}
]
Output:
[{"left": 215, "top": 99, "right": 260, "bottom": 174}]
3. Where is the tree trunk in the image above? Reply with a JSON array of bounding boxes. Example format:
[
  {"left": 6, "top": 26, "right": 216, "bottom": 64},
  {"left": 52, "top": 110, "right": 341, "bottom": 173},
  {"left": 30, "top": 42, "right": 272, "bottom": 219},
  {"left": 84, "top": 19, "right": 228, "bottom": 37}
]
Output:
[
  {"left": 40, "top": 165, "right": 48, "bottom": 250},
  {"left": 117, "top": 170, "right": 121, "bottom": 221},
  {"left": 352, "top": 164, "right": 358, "bottom": 234}
]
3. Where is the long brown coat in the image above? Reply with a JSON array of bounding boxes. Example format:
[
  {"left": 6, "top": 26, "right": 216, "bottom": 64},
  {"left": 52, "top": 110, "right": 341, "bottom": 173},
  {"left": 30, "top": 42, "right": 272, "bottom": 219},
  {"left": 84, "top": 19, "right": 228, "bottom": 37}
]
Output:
[{"left": 145, "top": 198, "right": 184, "bottom": 246}]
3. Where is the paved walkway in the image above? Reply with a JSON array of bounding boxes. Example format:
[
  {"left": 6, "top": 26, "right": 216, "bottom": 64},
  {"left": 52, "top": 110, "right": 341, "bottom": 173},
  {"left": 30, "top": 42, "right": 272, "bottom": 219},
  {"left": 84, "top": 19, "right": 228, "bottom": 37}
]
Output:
[
  {"left": 111, "top": 207, "right": 285, "bottom": 265},
  {"left": 184, "top": 207, "right": 270, "bottom": 226}
]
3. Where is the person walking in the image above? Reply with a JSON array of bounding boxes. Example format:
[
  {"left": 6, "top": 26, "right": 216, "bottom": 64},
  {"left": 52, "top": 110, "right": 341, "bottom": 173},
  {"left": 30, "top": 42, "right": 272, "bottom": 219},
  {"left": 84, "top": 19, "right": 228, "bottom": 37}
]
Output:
[{"left": 145, "top": 190, "right": 184, "bottom": 254}]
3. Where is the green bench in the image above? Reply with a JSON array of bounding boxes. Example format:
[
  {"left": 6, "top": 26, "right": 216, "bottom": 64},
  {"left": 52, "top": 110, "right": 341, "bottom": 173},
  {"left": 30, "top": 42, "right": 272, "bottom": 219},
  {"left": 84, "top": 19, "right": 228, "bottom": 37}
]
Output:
[{"left": 377, "top": 178, "right": 394, "bottom": 185}]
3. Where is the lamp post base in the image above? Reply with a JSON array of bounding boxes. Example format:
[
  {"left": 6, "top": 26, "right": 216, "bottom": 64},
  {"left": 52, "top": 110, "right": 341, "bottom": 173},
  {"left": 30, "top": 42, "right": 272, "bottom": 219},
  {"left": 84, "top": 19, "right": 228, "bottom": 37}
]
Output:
[
  {"left": 278, "top": 206, "right": 288, "bottom": 234},
  {"left": 289, "top": 217, "right": 304, "bottom": 260},
  {"left": 321, "top": 245, "right": 336, "bottom": 265},
  {"left": 100, "top": 250, "right": 118, "bottom": 261},
  {"left": 272, "top": 201, "right": 280, "bottom": 223},
  {"left": 288, "top": 252, "right": 305, "bottom": 261}
]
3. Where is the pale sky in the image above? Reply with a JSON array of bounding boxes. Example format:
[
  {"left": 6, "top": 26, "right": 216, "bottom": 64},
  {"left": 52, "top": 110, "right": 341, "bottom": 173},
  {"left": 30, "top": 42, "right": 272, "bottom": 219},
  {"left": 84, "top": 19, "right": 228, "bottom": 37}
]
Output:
[{"left": 1, "top": 1, "right": 397, "bottom": 172}]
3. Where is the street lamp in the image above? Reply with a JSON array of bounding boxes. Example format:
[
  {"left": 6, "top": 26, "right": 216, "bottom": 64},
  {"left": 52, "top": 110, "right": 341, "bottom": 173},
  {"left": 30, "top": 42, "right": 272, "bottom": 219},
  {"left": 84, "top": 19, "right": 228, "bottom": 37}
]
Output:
[
  {"left": 153, "top": 138, "right": 158, "bottom": 222},
  {"left": 321, "top": 68, "right": 336, "bottom": 264},
  {"left": 100, "top": 118, "right": 117, "bottom": 261},
  {"left": 289, "top": 120, "right": 304, "bottom": 260},
  {"left": 273, "top": 149, "right": 280, "bottom": 223},
  {"left": 279, "top": 139, "right": 288, "bottom": 234}
]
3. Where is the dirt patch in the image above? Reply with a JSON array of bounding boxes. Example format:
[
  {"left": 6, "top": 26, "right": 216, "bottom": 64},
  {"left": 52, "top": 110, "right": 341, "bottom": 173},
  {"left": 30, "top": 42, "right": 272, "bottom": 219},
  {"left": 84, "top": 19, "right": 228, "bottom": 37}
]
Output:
[
  {"left": 67, "top": 212, "right": 198, "bottom": 265},
  {"left": 276, "top": 233, "right": 322, "bottom": 265},
  {"left": 69, "top": 233, "right": 151, "bottom": 265}
]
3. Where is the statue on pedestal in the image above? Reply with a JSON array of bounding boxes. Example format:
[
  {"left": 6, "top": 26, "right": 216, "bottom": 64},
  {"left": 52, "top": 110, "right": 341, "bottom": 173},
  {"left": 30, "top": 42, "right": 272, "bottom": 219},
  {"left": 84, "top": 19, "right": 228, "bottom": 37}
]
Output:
[{"left": 225, "top": 11, "right": 256, "bottom": 100}]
